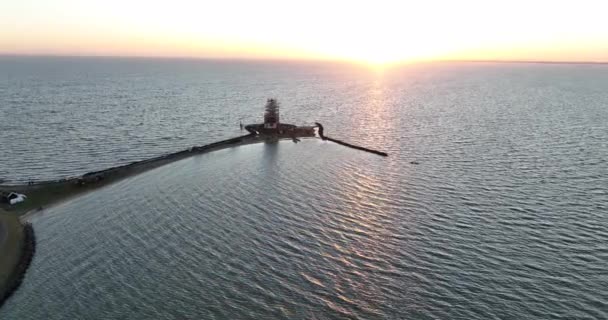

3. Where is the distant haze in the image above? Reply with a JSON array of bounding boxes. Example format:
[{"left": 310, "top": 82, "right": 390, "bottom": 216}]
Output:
[{"left": 1, "top": 0, "right": 607, "bottom": 64}]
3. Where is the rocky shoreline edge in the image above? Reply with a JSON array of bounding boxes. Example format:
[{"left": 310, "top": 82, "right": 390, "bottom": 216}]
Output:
[{"left": 0, "top": 221, "right": 35, "bottom": 309}]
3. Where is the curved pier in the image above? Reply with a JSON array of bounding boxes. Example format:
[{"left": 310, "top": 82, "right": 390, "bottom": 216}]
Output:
[{"left": 315, "top": 123, "right": 388, "bottom": 157}]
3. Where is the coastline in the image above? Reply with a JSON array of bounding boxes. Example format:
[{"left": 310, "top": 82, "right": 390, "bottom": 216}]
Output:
[{"left": 0, "top": 212, "right": 34, "bottom": 309}]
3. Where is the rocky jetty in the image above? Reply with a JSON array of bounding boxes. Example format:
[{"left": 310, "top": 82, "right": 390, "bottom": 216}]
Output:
[{"left": 315, "top": 122, "right": 388, "bottom": 157}]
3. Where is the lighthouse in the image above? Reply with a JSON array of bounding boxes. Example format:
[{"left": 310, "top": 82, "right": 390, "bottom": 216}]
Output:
[
  {"left": 263, "top": 98, "right": 279, "bottom": 129},
  {"left": 243, "top": 98, "right": 315, "bottom": 137}
]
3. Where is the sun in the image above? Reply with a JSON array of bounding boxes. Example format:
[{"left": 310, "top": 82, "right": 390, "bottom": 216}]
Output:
[
  {"left": 339, "top": 42, "right": 413, "bottom": 68},
  {"left": 314, "top": 23, "right": 428, "bottom": 67},
  {"left": 358, "top": 52, "right": 397, "bottom": 66}
]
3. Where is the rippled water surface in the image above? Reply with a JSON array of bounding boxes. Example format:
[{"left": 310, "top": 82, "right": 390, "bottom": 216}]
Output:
[{"left": 1, "top": 58, "right": 608, "bottom": 319}]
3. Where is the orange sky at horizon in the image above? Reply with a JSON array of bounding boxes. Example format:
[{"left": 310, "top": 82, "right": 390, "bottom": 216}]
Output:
[{"left": 1, "top": 0, "right": 607, "bottom": 65}]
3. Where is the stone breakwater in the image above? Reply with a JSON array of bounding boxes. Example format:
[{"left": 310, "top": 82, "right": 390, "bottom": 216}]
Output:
[
  {"left": 76, "top": 133, "right": 257, "bottom": 184},
  {"left": 315, "top": 123, "right": 388, "bottom": 157},
  {"left": 4, "top": 133, "right": 257, "bottom": 189},
  {"left": 1, "top": 133, "right": 260, "bottom": 216},
  {"left": 0, "top": 222, "right": 35, "bottom": 309}
]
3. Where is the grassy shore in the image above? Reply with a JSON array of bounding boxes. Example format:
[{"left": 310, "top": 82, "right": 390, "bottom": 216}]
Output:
[{"left": 0, "top": 210, "right": 24, "bottom": 301}]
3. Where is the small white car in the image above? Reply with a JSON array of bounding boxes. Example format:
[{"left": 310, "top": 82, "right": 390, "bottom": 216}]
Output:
[{"left": 7, "top": 192, "right": 27, "bottom": 205}]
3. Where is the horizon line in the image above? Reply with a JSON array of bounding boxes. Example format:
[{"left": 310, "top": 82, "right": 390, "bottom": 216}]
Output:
[{"left": 1, "top": 53, "right": 607, "bottom": 66}]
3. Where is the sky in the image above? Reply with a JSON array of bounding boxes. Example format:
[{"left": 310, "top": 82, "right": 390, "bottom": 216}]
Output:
[{"left": 1, "top": 0, "right": 607, "bottom": 64}]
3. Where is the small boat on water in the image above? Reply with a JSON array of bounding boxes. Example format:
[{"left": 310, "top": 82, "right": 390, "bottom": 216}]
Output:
[{"left": 244, "top": 99, "right": 316, "bottom": 137}]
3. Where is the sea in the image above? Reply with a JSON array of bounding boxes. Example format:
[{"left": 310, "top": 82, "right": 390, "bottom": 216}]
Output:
[{"left": 0, "top": 56, "right": 607, "bottom": 319}]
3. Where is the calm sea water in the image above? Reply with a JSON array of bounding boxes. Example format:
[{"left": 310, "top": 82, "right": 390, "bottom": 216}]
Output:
[{"left": 1, "top": 57, "right": 607, "bottom": 319}]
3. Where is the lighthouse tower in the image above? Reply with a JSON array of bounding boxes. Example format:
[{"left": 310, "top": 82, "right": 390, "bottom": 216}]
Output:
[{"left": 263, "top": 98, "right": 280, "bottom": 129}]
